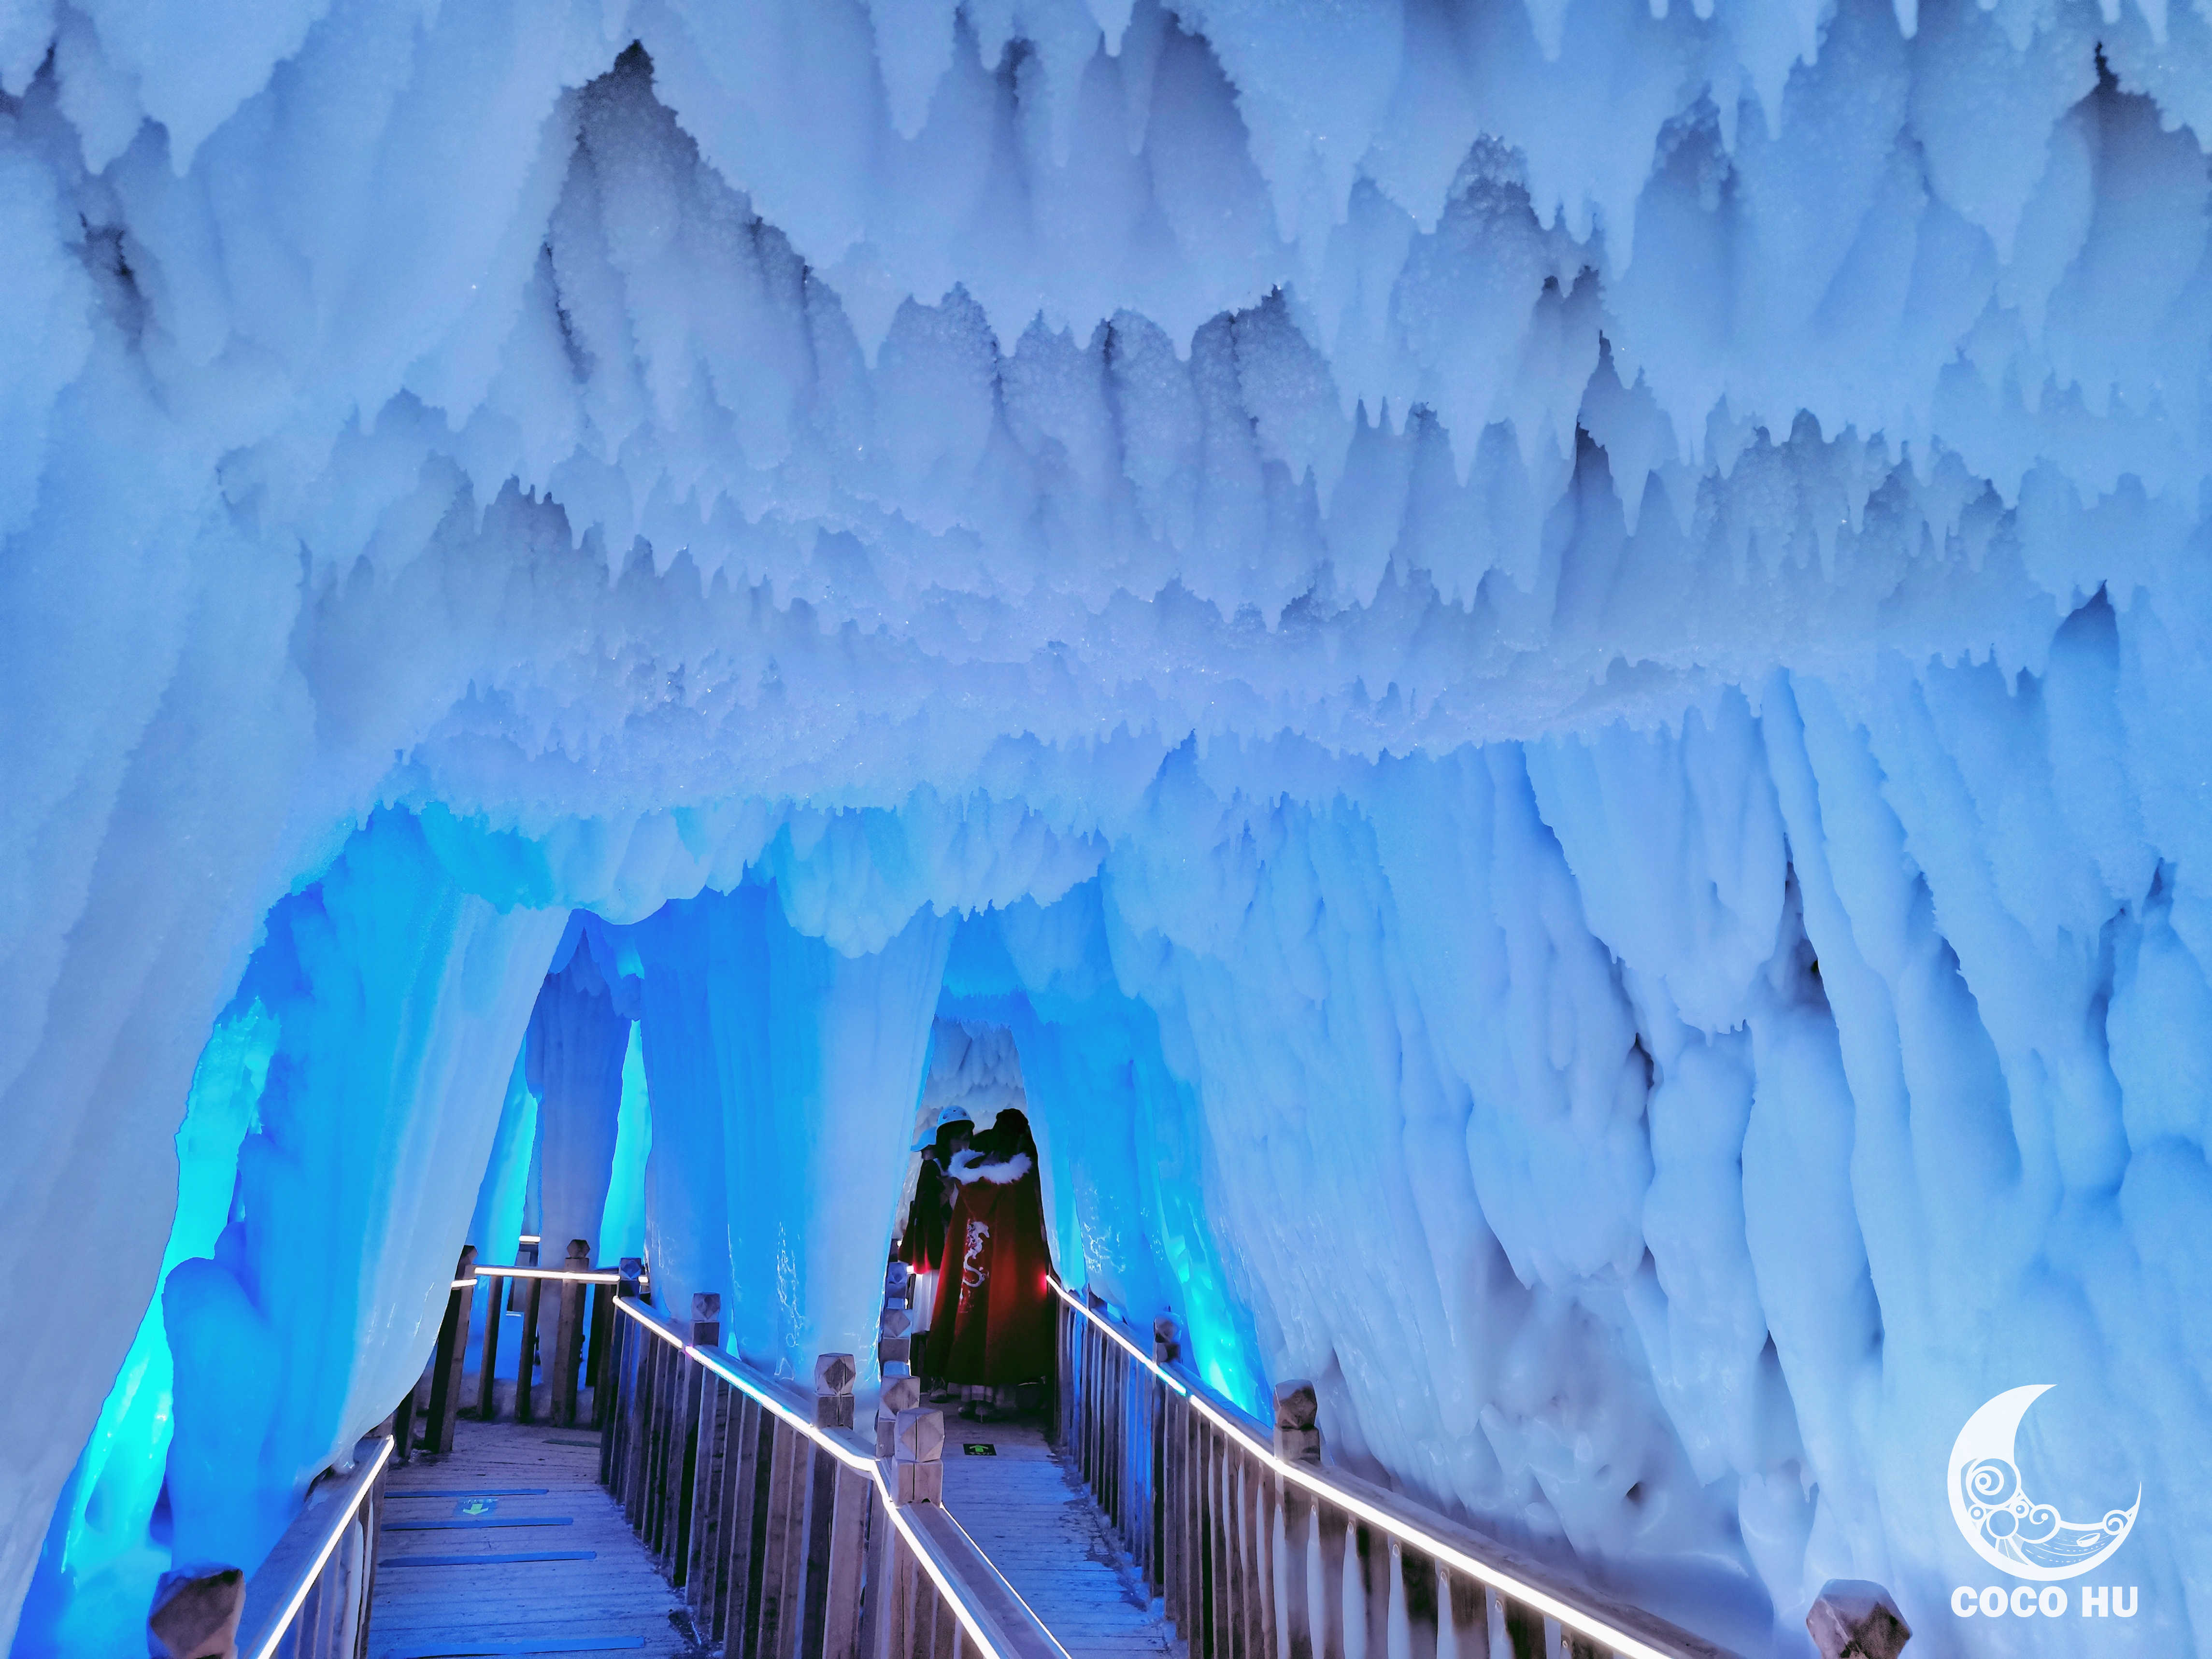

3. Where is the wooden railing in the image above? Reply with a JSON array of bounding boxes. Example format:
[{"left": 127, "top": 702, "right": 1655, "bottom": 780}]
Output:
[
  {"left": 148, "top": 1434, "right": 393, "bottom": 1659},
  {"left": 1053, "top": 1282, "right": 1743, "bottom": 1659},
  {"left": 389, "top": 1241, "right": 624, "bottom": 1461},
  {"left": 599, "top": 1272, "right": 1068, "bottom": 1659}
]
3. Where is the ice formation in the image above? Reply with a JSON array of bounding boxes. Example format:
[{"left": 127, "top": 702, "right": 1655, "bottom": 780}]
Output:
[{"left": 3, "top": 0, "right": 2208, "bottom": 1653}]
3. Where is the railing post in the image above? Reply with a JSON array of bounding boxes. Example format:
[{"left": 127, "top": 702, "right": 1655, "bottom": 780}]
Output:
[
  {"left": 1277, "top": 1460, "right": 1314, "bottom": 1659},
  {"left": 389, "top": 1386, "right": 415, "bottom": 1464},
  {"left": 1807, "top": 1581, "right": 1910, "bottom": 1659},
  {"left": 1273, "top": 1378, "right": 1321, "bottom": 1464},
  {"left": 891, "top": 1406, "right": 945, "bottom": 1504},
  {"left": 1499, "top": 1590, "right": 1545, "bottom": 1659},
  {"left": 688, "top": 1291, "right": 721, "bottom": 1346},
  {"left": 879, "top": 1305, "right": 913, "bottom": 1374},
  {"left": 474, "top": 1265, "right": 503, "bottom": 1420},
  {"left": 515, "top": 1264, "right": 543, "bottom": 1424},
  {"left": 815, "top": 1351, "right": 856, "bottom": 1430},
  {"left": 553, "top": 1238, "right": 591, "bottom": 1426},
  {"left": 587, "top": 1271, "right": 615, "bottom": 1392},
  {"left": 424, "top": 1247, "right": 475, "bottom": 1454},
  {"left": 876, "top": 1375, "right": 922, "bottom": 1457},
  {"left": 679, "top": 1290, "right": 720, "bottom": 1568},
  {"left": 1153, "top": 1316, "right": 1179, "bottom": 1365},
  {"left": 148, "top": 1565, "right": 244, "bottom": 1659},
  {"left": 604, "top": 1259, "right": 642, "bottom": 1436}
]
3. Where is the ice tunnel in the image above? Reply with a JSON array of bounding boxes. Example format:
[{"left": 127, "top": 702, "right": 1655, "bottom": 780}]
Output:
[{"left": 2, "top": 0, "right": 2207, "bottom": 1655}]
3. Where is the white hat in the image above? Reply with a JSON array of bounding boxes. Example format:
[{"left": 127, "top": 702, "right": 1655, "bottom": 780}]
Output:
[{"left": 910, "top": 1103, "right": 975, "bottom": 1150}]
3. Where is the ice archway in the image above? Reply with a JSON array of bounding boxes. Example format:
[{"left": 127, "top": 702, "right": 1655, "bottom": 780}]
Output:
[{"left": 4, "top": 0, "right": 2208, "bottom": 1653}]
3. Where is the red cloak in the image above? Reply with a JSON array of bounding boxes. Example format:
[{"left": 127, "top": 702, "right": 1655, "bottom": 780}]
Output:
[{"left": 923, "top": 1163, "right": 1054, "bottom": 1386}]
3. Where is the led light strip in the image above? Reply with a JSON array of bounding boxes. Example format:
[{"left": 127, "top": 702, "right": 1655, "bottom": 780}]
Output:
[
  {"left": 608, "top": 1298, "right": 1069, "bottom": 1659},
  {"left": 1051, "top": 1280, "right": 1188, "bottom": 1397},
  {"left": 1052, "top": 1280, "right": 1689, "bottom": 1659},
  {"left": 471, "top": 1265, "right": 624, "bottom": 1283},
  {"left": 243, "top": 1433, "right": 395, "bottom": 1659}
]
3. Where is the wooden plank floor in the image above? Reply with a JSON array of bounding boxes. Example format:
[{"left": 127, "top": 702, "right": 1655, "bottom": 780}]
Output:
[
  {"left": 367, "top": 1417, "right": 701, "bottom": 1659},
  {"left": 937, "top": 1415, "right": 1182, "bottom": 1659}
]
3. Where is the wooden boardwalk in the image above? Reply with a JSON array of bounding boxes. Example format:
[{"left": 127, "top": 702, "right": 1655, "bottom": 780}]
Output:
[
  {"left": 364, "top": 1398, "right": 1177, "bottom": 1659},
  {"left": 368, "top": 1416, "right": 701, "bottom": 1659},
  {"left": 937, "top": 1415, "right": 1181, "bottom": 1659}
]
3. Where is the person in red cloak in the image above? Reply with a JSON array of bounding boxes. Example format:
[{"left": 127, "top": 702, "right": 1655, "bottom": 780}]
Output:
[{"left": 923, "top": 1108, "right": 1053, "bottom": 1418}]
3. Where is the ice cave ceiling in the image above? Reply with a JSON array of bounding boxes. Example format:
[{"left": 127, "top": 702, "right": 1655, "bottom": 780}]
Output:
[{"left": 4, "top": 0, "right": 2210, "bottom": 1653}]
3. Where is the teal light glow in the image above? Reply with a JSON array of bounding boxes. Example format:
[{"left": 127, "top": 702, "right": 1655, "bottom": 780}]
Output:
[
  {"left": 15, "top": 999, "right": 277, "bottom": 1655},
  {"left": 596, "top": 1024, "right": 652, "bottom": 1261}
]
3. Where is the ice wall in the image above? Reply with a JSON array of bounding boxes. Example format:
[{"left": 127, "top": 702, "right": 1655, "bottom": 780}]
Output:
[{"left": 5, "top": 0, "right": 2210, "bottom": 1652}]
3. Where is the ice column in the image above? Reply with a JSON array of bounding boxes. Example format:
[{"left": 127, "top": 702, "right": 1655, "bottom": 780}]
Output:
[
  {"left": 626, "top": 883, "right": 951, "bottom": 1378},
  {"left": 160, "top": 814, "right": 564, "bottom": 1574},
  {"left": 526, "top": 930, "right": 634, "bottom": 1264}
]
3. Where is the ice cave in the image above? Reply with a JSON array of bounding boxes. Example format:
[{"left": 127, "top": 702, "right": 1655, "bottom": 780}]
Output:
[{"left": 1, "top": 0, "right": 2205, "bottom": 1655}]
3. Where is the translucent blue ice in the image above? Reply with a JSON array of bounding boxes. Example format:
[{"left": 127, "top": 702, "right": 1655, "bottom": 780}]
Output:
[{"left": 5, "top": 0, "right": 2209, "bottom": 1654}]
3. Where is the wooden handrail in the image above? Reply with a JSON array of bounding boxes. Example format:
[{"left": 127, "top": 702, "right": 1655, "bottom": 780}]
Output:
[
  {"left": 605, "top": 1294, "right": 1067, "bottom": 1659},
  {"left": 897, "top": 1498, "right": 1070, "bottom": 1656},
  {"left": 232, "top": 1434, "right": 391, "bottom": 1659},
  {"left": 1054, "top": 1279, "right": 1743, "bottom": 1659}
]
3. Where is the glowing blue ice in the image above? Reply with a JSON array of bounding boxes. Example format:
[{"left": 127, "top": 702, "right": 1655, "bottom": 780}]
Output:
[{"left": 5, "top": 1, "right": 2209, "bottom": 1655}]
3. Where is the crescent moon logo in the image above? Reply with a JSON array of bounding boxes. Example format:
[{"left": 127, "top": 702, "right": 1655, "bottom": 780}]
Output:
[{"left": 1947, "top": 1385, "right": 2139, "bottom": 1582}]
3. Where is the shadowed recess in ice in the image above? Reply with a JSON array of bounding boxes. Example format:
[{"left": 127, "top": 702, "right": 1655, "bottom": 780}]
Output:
[{"left": 3, "top": 0, "right": 2209, "bottom": 1653}]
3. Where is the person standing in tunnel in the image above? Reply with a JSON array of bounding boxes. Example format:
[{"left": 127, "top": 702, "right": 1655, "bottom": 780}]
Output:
[
  {"left": 923, "top": 1107, "right": 1054, "bottom": 1419},
  {"left": 898, "top": 1106, "right": 971, "bottom": 1344}
]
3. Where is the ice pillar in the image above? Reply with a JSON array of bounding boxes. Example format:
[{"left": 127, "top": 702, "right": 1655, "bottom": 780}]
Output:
[
  {"left": 160, "top": 814, "right": 564, "bottom": 1574},
  {"left": 629, "top": 883, "right": 951, "bottom": 1378},
  {"left": 526, "top": 932, "right": 633, "bottom": 1263}
]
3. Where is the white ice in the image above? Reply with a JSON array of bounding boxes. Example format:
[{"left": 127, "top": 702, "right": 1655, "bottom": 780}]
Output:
[{"left": 3, "top": 0, "right": 2209, "bottom": 1653}]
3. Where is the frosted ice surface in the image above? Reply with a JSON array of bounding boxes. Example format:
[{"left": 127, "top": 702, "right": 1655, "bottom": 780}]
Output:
[{"left": 3, "top": 0, "right": 2209, "bottom": 1654}]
